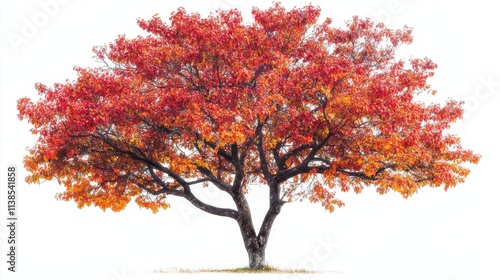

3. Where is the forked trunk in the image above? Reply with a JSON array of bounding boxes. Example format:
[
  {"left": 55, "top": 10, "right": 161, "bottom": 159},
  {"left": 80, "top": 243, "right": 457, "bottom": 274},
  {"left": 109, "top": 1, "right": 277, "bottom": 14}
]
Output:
[
  {"left": 236, "top": 197, "right": 281, "bottom": 269},
  {"left": 236, "top": 210, "right": 271, "bottom": 269},
  {"left": 247, "top": 241, "right": 266, "bottom": 269},
  {"left": 233, "top": 180, "right": 282, "bottom": 270}
]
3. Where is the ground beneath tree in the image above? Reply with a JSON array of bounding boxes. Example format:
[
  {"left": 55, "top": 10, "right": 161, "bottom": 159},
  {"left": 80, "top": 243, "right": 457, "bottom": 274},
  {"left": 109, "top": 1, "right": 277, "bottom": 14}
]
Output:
[{"left": 149, "top": 268, "right": 346, "bottom": 280}]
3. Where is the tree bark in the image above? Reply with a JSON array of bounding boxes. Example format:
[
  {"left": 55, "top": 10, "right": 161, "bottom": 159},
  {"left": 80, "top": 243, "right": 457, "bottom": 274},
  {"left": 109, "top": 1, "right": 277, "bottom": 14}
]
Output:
[
  {"left": 233, "top": 188, "right": 282, "bottom": 269},
  {"left": 247, "top": 239, "right": 266, "bottom": 269},
  {"left": 239, "top": 227, "right": 268, "bottom": 269}
]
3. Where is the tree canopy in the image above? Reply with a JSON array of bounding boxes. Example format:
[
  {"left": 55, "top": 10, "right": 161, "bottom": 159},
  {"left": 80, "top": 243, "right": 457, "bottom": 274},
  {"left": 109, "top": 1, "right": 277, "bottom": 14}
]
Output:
[
  {"left": 17, "top": 3, "right": 479, "bottom": 268},
  {"left": 18, "top": 4, "right": 479, "bottom": 213}
]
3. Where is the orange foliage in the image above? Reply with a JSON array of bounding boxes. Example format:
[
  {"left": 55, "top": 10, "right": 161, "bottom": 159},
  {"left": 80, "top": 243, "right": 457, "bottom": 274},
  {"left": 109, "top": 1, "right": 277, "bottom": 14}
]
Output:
[{"left": 18, "top": 3, "right": 479, "bottom": 213}]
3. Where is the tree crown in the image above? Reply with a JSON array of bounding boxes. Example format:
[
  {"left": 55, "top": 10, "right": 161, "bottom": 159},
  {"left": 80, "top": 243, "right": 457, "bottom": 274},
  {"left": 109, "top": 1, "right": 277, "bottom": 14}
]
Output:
[{"left": 18, "top": 3, "right": 479, "bottom": 213}]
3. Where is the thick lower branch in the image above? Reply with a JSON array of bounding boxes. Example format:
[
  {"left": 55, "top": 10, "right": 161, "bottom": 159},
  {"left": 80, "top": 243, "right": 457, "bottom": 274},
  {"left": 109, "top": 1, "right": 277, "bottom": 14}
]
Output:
[
  {"left": 183, "top": 189, "right": 239, "bottom": 219},
  {"left": 137, "top": 173, "right": 238, "bottom": 219}
]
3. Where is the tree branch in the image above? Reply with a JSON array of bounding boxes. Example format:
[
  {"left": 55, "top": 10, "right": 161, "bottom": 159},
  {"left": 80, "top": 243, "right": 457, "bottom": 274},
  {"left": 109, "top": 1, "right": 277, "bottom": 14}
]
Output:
[
  {"left": 183, "top": 188, "right": 239, "bottom": 220},
  {"left": 274, "top": 133, "right": 333, "bottom": 183},
  {"left": 196, "top": 166, "right": 233, "bottom": 191},
  {"left": 256, "top": 120, "right": 272, "bottom": 182},
  {"left": 194, "top": 133, "right": 233, "bottom": 162}
]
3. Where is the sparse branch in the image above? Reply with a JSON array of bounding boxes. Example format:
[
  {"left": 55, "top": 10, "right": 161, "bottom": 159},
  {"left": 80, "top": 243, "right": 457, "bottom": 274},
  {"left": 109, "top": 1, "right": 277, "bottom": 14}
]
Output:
[
  {"left": 272, "top": 141, "right": 287, "bottom": 171},
  {"left": 178, "top": 69, "right": 206, "bottom": 92},
  {"left": 92, "top": 130, "right": 192, "bottom": 189},
  {"left": 279, "top": 144, "right": 314, "bottom": 165},
  {"left": 196, "top": 166, "right": 233, "bottom": 191},
  {"left": 274, "top": 133, "right": 333, "bottom": 183},
  {"left": 337, "top": 163, "right": 397, "bottom": 181},
  {"left": 238, "top": 123, "right": 261, "bottom": 166},
  {"left": 194, "top": 133, "right": 233, "bottom": 162},
  {"left": 310, "top": 157, "right": 331, "bottom": 166},
  {"left": 245, "top": 64, "right": 270, "bottom": 88},
  {"left": 337, "top": 169, "right": 375, "bottom": 180}
]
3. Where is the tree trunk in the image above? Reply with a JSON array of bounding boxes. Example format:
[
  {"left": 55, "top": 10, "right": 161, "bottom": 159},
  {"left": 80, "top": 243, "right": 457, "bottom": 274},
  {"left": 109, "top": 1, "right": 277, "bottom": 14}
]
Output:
[
  {"left": 247, "top": 239, "right": 266, "bottom": 269},
  {"left": 234, "top": 193, "right": 282, "bottom": 269},
  {"left": 230, "top": 162, "right": 284, "bottom": 269}
]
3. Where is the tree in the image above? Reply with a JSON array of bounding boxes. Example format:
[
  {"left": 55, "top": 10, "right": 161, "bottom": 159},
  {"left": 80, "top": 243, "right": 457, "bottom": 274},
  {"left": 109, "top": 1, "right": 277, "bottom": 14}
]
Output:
[{"left": 17, "top": 3, "right": 479, "bottom": 269}]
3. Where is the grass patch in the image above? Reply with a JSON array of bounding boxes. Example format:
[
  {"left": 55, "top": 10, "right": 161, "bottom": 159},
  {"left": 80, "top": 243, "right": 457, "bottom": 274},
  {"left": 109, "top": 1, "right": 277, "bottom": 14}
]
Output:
[{"left": 154, "top": 265, "right": 314, "bottom": 274}]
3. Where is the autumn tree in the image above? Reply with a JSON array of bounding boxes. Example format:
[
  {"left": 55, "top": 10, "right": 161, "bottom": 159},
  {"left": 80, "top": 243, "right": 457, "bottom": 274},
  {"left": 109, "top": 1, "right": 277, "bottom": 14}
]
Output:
[{"left": 18, "top": 4, "right": 479, "bottom": 269}]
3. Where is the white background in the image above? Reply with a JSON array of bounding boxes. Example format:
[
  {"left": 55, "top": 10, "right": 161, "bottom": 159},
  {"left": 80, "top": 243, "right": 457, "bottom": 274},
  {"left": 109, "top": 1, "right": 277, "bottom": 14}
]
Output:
[{"left": 1, "top": 1, "right": 499, "bottom": 279}]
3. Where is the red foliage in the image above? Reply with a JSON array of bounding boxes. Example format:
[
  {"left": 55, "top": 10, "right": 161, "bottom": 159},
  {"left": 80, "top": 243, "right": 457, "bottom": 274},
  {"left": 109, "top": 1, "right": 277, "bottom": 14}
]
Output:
[{"left": 18, "top": 4, "right": 479, "bottom": 213}]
